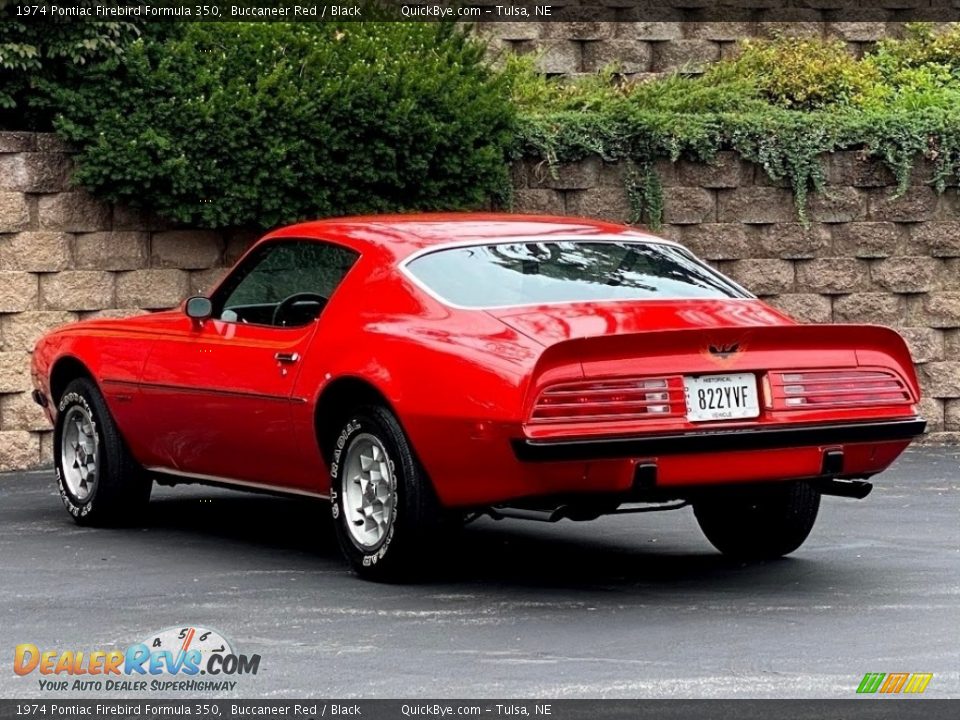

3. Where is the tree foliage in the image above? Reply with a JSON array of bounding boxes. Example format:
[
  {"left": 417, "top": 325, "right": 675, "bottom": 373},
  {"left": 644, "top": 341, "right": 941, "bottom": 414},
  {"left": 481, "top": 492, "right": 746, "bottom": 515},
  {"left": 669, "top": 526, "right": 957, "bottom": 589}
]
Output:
[
  {"left": 46, "top": 21, "right": 515, "bottom": 229},
  {"left": 6, "top": 19, "right": 960, "bottom": 230},
  {"left": 0, "top": 3, "right": 139, "bottom": 129},
  {"left": 511, "top": 25, "right": 960, "bottom": 227}
]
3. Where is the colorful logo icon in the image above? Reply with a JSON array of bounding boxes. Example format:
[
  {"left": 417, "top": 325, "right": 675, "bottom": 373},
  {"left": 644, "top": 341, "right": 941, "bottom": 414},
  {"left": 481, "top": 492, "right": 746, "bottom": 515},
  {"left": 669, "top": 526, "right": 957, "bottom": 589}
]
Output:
[{"left": 857, "top": 672, "right": 933, "bottom": 694}]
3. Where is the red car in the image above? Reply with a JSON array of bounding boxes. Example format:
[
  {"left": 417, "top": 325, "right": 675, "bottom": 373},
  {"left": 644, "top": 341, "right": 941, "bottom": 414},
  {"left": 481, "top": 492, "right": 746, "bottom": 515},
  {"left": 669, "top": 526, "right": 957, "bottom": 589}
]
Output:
[{"left": 31, "top": 214, "right": 925, "bottom": 580}]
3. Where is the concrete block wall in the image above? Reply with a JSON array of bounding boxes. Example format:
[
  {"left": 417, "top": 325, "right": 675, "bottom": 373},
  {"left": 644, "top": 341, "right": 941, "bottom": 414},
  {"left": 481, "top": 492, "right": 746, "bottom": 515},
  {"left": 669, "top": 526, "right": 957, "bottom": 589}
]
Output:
[
  {"left": 0, "top": 133, "right": 257, "bottom": 470},
  {"left": 513, "top": 151, "right": 960, "bottom": 443},
  {"left": 479, "top": 21, "right": 940, "bottom": 79},
  {"left": 0, "top": 133, "right": 957, "bottom": 470}
]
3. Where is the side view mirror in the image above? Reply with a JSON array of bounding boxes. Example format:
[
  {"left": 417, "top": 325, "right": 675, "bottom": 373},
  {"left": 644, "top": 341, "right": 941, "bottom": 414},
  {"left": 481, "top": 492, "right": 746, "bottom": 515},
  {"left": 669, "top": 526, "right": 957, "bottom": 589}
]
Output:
[{"left": 184, "top": 296, "right": 213, "bottom": 321}]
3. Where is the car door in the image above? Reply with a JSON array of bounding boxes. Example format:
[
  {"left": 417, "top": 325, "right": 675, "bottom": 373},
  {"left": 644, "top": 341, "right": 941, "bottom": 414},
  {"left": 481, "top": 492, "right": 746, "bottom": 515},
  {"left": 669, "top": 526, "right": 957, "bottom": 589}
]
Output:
[{"left": 135, "top": 238, "right": 360, "bottom": 491}]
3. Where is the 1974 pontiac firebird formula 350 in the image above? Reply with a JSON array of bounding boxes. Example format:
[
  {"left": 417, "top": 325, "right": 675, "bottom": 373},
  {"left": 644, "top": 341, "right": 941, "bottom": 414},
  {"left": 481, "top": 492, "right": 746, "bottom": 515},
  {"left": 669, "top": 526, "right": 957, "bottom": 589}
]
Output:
[{"left": 30, "top": 214, "right": 925, "bottom": 580}]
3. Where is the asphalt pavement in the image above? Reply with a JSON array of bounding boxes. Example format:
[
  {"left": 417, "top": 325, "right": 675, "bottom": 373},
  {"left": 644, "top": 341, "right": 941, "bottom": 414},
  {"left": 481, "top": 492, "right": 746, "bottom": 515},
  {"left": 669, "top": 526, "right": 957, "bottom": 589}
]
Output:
[{"left": 0, "top": 447, "right": 957, "bottom": 699}]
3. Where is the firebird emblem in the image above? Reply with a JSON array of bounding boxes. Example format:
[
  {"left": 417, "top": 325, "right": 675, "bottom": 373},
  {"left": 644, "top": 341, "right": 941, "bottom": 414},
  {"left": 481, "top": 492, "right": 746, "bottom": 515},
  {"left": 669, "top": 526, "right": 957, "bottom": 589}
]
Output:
[
  {"left": 703, "top": 341, "right": 746, "bottom": 365},
  {"left": 708, "top": 342, "right": 740, "bottom": 359}
]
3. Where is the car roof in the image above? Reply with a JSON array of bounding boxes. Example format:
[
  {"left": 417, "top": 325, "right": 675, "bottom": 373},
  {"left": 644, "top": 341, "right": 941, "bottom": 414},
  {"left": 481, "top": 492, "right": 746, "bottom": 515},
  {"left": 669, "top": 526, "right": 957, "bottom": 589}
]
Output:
[{"left": 265, "top": 213, "right": 671, "bottom": 262}]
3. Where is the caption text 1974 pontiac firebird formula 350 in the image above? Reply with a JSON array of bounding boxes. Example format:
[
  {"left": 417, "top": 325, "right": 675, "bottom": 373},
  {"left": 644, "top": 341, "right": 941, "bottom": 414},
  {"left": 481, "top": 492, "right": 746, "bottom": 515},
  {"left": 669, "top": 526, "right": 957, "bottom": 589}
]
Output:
[{"left": 30, "top": 214, "right": 925, "bottom": 580}]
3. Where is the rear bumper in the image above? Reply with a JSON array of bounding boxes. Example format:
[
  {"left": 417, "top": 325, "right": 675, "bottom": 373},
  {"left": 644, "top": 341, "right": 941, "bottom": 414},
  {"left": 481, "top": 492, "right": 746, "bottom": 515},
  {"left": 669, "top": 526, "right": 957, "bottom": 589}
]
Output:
[{"left": 512, "top": 418, "right": 927, "bottom": 463}]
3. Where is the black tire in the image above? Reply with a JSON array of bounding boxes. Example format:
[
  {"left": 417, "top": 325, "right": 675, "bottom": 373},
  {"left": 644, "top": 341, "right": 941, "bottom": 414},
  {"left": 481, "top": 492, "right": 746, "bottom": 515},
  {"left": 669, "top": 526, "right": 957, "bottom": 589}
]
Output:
[
  {"left": 53, "top": 377, "right": 151, "bottom": 526},
  {"left": 329, "top": 405, "right": 443, "bottom": 582},
  {"left": 693, "top": 481, "right": 821, "bottom": 561}
]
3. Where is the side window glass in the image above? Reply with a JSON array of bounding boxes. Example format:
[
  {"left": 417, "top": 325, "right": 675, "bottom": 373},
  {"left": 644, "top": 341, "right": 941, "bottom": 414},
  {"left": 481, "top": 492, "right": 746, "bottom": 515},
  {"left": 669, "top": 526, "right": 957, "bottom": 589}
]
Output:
[{"left": 215, "top": 241, "right": 359, "bottom": 327}]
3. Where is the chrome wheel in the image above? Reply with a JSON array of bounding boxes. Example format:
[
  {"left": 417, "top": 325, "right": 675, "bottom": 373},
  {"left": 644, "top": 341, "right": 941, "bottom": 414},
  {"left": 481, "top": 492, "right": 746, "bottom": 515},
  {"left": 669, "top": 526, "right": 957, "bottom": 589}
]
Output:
[
  {"left": 342, "top": 433, "right": 396, "bottom": 550},
  {"left": 61, "top": 405, "right": 99, "bottom": 503}
]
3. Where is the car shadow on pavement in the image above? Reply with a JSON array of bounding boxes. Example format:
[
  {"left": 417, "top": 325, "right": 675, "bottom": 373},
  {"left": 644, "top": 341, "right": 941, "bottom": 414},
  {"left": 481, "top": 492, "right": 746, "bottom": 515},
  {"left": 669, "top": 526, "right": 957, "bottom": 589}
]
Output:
[
  {"left": 438, "top": 523, "right": 836, "bottom": 594},
  {"left": 139, "top": 487, "right": 833, "bottom": 593},
  {"left": 144, "top": 489, "right": 342, "bottom": 559}
]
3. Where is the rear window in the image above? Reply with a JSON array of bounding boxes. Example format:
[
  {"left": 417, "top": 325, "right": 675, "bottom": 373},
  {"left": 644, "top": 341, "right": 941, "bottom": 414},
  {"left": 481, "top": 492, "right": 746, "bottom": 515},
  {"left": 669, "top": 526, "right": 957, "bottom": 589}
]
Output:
[{"left": 404, "top": 241, "right": 749, "bottom": 308}]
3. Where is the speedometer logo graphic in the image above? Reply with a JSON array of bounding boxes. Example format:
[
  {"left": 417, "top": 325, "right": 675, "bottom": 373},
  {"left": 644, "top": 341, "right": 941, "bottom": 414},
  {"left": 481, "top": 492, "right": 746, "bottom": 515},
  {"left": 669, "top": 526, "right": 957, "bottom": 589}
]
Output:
[{"left": 142, "top": 626, "right": 234, "bottom": 666}]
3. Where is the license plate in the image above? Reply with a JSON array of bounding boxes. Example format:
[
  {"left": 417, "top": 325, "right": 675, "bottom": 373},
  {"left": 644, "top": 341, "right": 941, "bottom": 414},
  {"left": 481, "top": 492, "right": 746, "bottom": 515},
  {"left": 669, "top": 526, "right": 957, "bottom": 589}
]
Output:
[{"left": 683, "top": 373, "right": 759, "bottom": 422}]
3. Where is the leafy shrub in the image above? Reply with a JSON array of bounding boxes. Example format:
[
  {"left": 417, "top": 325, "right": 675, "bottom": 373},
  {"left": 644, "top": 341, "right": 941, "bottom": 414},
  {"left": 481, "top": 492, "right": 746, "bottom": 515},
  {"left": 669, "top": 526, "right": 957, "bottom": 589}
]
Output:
[
  {"left": 859, "top": 24, "right": 960, "bottom": 111},
  {"left": 868, "top": 22, "right": 960, "bottom": 79},
  {"left": 48, "top": 22, "right": 515, "bottom": 229},
  {"left": 713, "top": 37, "right": 880, "bottom": 110},
  {"left": 507, "top": 54, "right": 629, "bottom": 113},
  {"left": 0, "top": 5, "right": 139, "bottom": 130},
  {"left": 625, "top": 72, "right": 763, "bottom": 114},
  {"left": 513, "top": 26, "right": 960, "bottom": 227},
  {"left": 20, "top": 19, "right": 960, "bottom": 230}
]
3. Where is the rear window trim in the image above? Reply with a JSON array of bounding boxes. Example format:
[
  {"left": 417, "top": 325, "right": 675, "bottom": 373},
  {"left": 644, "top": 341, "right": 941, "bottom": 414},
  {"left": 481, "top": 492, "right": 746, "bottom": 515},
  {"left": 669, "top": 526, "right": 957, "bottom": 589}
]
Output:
[{"left": 398, "top": 235, "right": 756, "bottom": 311}]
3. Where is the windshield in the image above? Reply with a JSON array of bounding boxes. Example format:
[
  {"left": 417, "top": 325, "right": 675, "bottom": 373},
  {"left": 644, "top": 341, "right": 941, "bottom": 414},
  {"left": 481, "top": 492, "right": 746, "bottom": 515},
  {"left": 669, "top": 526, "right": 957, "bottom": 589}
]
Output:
[{"left": 404, "top": 241, "right": 749, "bottom": 309}]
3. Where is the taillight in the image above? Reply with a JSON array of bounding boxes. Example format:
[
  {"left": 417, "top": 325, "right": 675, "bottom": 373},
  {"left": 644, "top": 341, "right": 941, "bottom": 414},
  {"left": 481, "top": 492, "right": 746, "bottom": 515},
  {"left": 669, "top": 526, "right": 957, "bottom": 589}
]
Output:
[
  {"left": 768, "top": 369, "right": 912, "bottom": 410},
  {"left": 530, "top": 376, "right": 685, "bottom": 423}
]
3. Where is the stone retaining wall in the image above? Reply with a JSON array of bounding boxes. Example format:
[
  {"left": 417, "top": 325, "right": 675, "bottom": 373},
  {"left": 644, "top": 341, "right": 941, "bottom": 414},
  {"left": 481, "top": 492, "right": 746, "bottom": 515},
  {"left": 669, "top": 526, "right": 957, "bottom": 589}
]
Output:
[
  {"left": 479, "top": 20, "right": 936, "bottom": 79},
  {"left": 0, "top": 133, "right": 956, "bottom": 470},
  {"left": 511, "top": 152, "right": 960, "bottom": 443},
  {"left": 0, "top": 133, "right": 255, "bottom": 470}
]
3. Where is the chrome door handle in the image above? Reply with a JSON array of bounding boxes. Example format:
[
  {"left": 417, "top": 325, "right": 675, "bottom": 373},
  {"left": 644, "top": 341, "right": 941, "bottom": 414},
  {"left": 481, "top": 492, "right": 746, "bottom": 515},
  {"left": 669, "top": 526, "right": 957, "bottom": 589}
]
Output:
[{"left": 275, "top": 352, "right": 300, "bottom": 364}]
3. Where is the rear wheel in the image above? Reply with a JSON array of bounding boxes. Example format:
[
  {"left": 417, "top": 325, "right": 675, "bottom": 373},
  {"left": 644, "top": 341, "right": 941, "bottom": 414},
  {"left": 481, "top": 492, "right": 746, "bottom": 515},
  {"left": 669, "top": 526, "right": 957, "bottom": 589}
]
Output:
[
  {"left": 329, "top": 405, "right": 443, "bottom": 582},
  {"left": 693, "top": 481, "right": 821, "bottom": 561},
  {"left": 54, "top": 378, "right": 151, "bottom": 526}
]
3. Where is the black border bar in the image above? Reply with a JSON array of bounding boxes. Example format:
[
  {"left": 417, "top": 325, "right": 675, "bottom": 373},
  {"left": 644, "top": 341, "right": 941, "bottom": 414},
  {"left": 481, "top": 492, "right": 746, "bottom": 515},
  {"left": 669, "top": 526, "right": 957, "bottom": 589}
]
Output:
[
  {"left": 12, "top": 1, "right": 960, "bottom": 23},
  {"left": 0, "top": 699, "right": 957, "bottom": 720},
  {"left": 512, "top": 418, "right": 927, "bottom": 462}
]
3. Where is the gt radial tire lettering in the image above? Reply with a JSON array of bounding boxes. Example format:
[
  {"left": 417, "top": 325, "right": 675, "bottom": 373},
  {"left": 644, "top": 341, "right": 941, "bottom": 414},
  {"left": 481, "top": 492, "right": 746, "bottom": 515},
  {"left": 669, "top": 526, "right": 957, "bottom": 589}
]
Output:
[
  {"left": 330, "top": 419, "right": 361, "bottom": 479},
  {"left": 362, "top": 522, "right": 394, "bottom": 567},
  {"left": 330, "top": 419, "right": 364, "bottom": 518},
  {"left": 56, "top": 391, "right": 95, "bottom": 519},
  {"left": 333, "top": 417, "right": 398, "bottom": 567}
]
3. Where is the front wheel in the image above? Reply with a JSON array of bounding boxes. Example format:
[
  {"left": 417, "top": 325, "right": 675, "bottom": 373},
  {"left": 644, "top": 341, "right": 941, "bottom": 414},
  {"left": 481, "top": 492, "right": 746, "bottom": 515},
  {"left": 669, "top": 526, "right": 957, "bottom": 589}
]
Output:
[
  {"left": 693, "top": 481, "right": 821, "bottom": 561},
  {"left": 329, "top": 405, "right": 443, "bottom": 582},
  {"left": 54, "top": 377, "right": 151, "bottom": 526}
]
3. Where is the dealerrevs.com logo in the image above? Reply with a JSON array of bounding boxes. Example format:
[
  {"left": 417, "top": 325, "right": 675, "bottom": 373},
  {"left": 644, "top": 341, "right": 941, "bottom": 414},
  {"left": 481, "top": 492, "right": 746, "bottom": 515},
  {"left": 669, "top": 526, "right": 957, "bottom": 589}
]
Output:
[{"left": 14, "top": 626, "right": 261, "bottom": 693}]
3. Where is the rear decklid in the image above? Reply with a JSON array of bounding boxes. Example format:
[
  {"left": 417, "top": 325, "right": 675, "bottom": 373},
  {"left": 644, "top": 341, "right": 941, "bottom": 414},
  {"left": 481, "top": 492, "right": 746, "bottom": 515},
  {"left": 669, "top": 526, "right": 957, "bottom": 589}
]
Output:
[
  {"left": 528, "top": 322, "right": 917, "bottom": 386},
  {"left": 490, "top": 301, "right": 921, "bottom": 435},
  {"left": 489, "top": 299, "right": 914, "bottom": 386}
]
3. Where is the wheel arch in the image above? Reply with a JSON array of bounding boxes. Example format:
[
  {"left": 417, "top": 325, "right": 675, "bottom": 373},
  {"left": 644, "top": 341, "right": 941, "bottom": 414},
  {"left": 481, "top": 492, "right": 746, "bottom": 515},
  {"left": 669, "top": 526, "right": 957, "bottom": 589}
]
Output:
[
  {"left": 314, "top": 376, "right": 401, "bottom": 466},
  {"left": 49, "top": 355, "right": 96, "bottom": 406}
]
